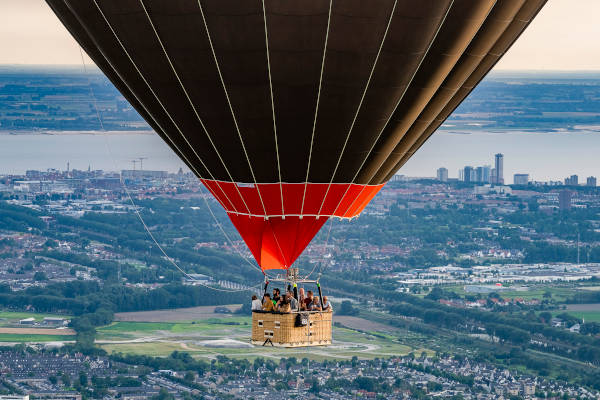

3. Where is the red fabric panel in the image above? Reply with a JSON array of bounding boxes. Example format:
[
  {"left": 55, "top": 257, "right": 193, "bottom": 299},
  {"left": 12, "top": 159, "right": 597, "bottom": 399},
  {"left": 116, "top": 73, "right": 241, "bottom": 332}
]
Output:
[
  {"left": 202, "top": 180, "right": 383, "bottom": 271},
  {"left": 289, "top": 216, "right": 328, "bottom": 262},
  {"left": 202, "top": 180, "right": 384, "bottom": 218},
  {"left": 281, "top": 183, "right": 305, "bottom": 215},
  {"left": 227, "top": 214, "right": 265, "bottom": 264},
  {"left": 302, "top": 183, "right": 329, "bottom": 214},
  {"left": 235, "top": 184, "right": 264, "bottom": 215},
  {"left": 342, "top": 184, "right": 384, "bottom": 217},
  {"left": 227, "top": 214, "right": 328, "bottom": 270},
  {"left": 256, "top": 184, "right": 284, "bottom": 215}
]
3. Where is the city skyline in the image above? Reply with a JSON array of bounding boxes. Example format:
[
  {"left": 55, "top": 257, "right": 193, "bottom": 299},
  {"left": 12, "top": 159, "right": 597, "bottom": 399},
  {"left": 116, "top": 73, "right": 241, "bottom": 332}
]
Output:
[{"left": 436, "top": 152, "right": 597, "bottom": 186}]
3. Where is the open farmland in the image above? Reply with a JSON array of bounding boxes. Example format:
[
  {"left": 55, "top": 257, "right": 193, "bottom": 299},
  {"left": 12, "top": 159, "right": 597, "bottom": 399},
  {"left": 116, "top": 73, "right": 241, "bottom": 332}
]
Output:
[
  {"left": 96, "top": 309, "right": 421, "bottom": 361},
  {"left": 0, "top": 310, "right": 70, "bottom": 322},
  {"left": 446, "top": 283, "right": 583, "bottom": 302},
  {"left": 114, "top": 305, "right": 241, "bottom": 322},
  {"left": 0, "top": 310, "right": 74, "bottom": 343},
  {"left": 0, "top": 334, "right": 74, "bottom": 343},
  {"left": 98, "top": 323, "right": 416, "bottom": 361},
  {"left": 0, "top": 328, "right": 74, "bottom": 335},
  {"left": 564, "top": 304, "right": 600, "bottom": 322}
]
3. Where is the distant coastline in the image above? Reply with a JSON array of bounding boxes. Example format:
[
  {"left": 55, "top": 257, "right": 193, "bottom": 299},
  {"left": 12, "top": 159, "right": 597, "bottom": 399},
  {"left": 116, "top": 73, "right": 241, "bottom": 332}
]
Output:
[
  {"left": 0, "top": 130, "right": 155, "bottom": 136},
  {"left": 438, "top": 126, "right": 600, "bottom": 135}
]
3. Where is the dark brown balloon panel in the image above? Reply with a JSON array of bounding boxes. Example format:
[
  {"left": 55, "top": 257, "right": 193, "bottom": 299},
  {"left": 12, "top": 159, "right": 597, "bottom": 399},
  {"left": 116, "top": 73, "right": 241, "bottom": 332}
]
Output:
[{"left": 46, "top": 0, "right": 546, "bottom": 270}]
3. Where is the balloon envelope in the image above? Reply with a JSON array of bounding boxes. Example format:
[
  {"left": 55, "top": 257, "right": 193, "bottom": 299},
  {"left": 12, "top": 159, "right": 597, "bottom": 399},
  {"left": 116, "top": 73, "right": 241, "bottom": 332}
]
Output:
[{"left": 46, "top": 0, "right": 546, "bottom": 271}]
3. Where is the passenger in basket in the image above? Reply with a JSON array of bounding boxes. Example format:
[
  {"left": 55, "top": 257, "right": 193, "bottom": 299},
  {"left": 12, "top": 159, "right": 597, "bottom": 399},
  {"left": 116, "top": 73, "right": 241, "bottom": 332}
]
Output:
[
  {"left": 286, "top": 291, "right": 299, "bottom": 310},
  {"left": 298, "top": 288, "right": 307, "bottom": 310},
  {"left": 277, "top": 297, "right": 291, "bottom": 313},
  {"left": 311, "top": 296, "right": 322, "bottom": 311},
  {"left": 321, "top": 296, "right": 332, "bottom": 312},
  {"left": 251, "top": 295, "right": 262, "bottom": 311},
  {"left": 272, "top": 288, "right": 281, "bottom": 305},
  {"left": 303, "top": 290, "right": 315, "bottom": 310},
  {"left": 262, "top": 293, "right": 274, "bottom": 312}
]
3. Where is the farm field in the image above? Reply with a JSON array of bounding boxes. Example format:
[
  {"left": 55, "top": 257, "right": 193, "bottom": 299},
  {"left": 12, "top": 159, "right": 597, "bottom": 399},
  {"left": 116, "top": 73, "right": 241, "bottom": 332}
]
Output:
[
  {"left": 0, "top": 307, "right": 424, "bottom": 358},
  {"left": 114, "top": 305, "right": 241, "bottom": 322},
  {"left": 0, "top": 334, "right": 74, "bottom": 342},
  {"left": 97, "top": 318, "right": 250, "bottom": 341},
  {"left": 0, "top": 310, "right": 70, "bottom": 322},
  {"left": 563, "top": 311, "right": 600, "bottom": 322},
  {"left": 98, "top": 324, "right": 415, "bottom": 361},
  {"left": 580, "top": 286, "right": 600, "bottom": 291},
  {"left": 0, "top": 310, "right": 74, "bottom": 342},
  {"left": 566, "top": 304, "right": 600, "bottom": 312},
  {"left": 97, "top": 310, "right": 421, "bottom": 361},
  {"left": 0, "top": 328, "right": 74, "bottom": 335},
  {"left": 560, "top": 305, "right": 600, "bottom": 322},
  {"left": 446, "top": 284, "right": 580, "bottom": 302}
]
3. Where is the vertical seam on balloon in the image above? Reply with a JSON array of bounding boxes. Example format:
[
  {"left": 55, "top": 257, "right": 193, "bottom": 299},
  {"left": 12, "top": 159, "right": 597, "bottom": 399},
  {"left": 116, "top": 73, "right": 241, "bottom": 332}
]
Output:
[
  {"left": 330, "top": 0, "right": 455, "bottom": 217},
  {"left": 89, "top": 0, "right": 239, "bottom": 215},
  {"left": 316, "top": 0, "right": 398, "bottom": 218},
  {"left": 261, "top": 0, "right": 285, "bottom": 219},
  {"left": 138, "top": 0, "right": 252, "bottom": 216},
  {"left": 197, "top": 0, "right": 269, "bottom": 218},
  {"left": 300, "top": 0, "right": 333, "bottom": 218},
  {"left": 379, "top": 0, "right": 499, "bottom": 181}
]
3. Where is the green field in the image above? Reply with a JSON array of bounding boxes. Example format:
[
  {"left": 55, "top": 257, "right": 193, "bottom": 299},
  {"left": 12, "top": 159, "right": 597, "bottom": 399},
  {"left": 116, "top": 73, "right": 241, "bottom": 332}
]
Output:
[
  {"left": 446, "top": 284, "right": 579, "bottom": 302},
  {"left": 554, "top": 310, "right": 600, "bottom": 323},
  {"left": 0, "top": 334, "right": 74, "bottom": 342},
  {"left": 97, "top": 318, "right": 250, "bottom": 341},
  {"left": 0, "top": 310, "right": 70, "bottom": 322},
  {"left": 97, "top": 318, "right": 419, "bottom": 360}
]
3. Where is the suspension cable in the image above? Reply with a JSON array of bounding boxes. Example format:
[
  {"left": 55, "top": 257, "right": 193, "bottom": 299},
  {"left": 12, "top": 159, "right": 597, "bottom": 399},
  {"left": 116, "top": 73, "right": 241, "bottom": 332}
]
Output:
[
  {"left": 260, "top": 0, "right": 285, "bottom": 219},
  {"left": 315, "top": 0, "right": 398, "bottom": 218},
  {"left": 196, "top": 0, "right": 269, "bottom": 218},
  {"left": 138, "top": 0, "right": 252, "bottom": 217},
  {"left": 78, "top": 47, "right": 260, "bottom": 293},
  {"left": 326, "top": 2, "right": 454, "bottom": 221},
  {"left": 90, "top": 0, "right": 242, "bottom": 217},
  {"left": 304, "top": 216, "right": 335, "bottom": 280},
  {"left": 300, "top": 0, "right": 333, "bottom": 217}
]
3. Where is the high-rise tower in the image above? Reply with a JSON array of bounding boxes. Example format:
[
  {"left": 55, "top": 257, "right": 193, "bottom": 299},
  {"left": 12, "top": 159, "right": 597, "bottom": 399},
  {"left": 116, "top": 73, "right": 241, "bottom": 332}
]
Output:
[
  {"left": 494, "top": 154, "right": 504, "bottom": 185},
  {"left": 437, "top": 167, "right": 448, "bottom": 182}
]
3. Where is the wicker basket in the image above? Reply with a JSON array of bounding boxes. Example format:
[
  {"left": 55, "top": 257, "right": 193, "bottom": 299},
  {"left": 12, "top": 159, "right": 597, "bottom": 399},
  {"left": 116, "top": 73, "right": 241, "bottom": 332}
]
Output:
[{"left": 251, "top": 310, "right": 332, "bottom": 347}]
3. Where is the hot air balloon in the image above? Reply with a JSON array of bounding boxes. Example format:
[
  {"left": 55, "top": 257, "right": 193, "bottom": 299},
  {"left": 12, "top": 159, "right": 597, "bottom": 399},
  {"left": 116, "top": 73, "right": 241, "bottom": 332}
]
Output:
[{"left": 45, "top": 0, "right": 546, "bottom": 346}]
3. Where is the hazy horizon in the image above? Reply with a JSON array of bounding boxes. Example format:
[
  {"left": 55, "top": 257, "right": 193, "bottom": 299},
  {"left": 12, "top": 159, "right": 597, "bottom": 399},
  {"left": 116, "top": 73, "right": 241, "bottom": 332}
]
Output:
[{"left": 1, "top": 0, "right": 600, "bottom": 71}]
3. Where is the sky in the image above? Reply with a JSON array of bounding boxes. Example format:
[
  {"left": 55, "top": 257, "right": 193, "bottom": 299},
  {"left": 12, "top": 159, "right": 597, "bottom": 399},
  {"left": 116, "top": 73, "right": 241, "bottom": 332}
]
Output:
[{"left": 0, "top": 0, "right": 599, "bottom": 70}]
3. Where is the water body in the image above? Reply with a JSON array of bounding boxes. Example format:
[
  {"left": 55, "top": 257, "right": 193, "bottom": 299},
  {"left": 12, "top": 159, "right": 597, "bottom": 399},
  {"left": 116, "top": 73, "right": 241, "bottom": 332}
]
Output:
[
  {"left": 0, "top": 130, "right": 599, "bottom": 183},
  {"left": 0, "top": 133, "right": 186, "bottom": 175},
  {"left": 402, "top": 130, "right": 600, "bottom": 183}
]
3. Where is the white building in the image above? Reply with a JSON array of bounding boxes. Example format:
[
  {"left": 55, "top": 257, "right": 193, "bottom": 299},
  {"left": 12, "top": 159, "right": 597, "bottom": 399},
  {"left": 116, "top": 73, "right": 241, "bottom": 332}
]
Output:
[{"left": 513, "top": 174, "right": 529, "bottom": 185}]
